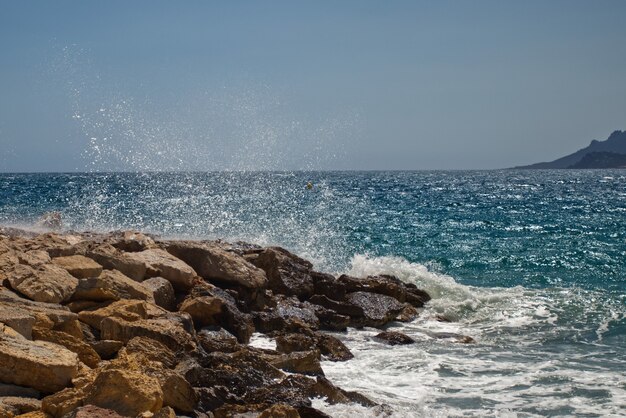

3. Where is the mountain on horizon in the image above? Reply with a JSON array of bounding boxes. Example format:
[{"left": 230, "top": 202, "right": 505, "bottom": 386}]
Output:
[{"left": 514, "top": 130, "right": 626, "bottom": 169}]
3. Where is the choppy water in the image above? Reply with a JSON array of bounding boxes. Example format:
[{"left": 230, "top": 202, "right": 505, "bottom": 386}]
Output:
[{"left": 1, "top": 170, "right": 625, "bottom": 417}]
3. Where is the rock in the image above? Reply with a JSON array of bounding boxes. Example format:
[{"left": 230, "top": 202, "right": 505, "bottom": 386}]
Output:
[
  {"left": 308, "top": 294, "right": 364, "bottom": 318},
  {"left": 0, "top": 288, "right": 77, "bottom": 328},
  {"left": 259, "top": 404, "right": 301, "bottom": 418},
  {"left": 374, "top": 331, "right": 415, "bottom": 345},
  {"left": 7, "top": 264, "right": 78, "bottom": 304},
  {"left": 179, "top": 296, "right": 223, "bottom": 328},
  {"left": 253, "top": 296, "right": 320, "bottom": 334},
  {"left": 85, "top": 245, "right": 148, "bottom": 282},
  {"left": 0, "top": 383, "right": 39, "bottom": 398},
  {"left": 338, "top": 274, "right": 430, "bottom": 307},
  {"left": 396, "top": 304, "right": 419, "bottom": 322},
  {"left": 120, "top": 336, "right": 179, "bottom": 369},
  {"left": 71, "top": 269, "right": 152, "bottom": 302},
  {"left": 0, "top": 305, "right": 35, "bottom": 339},
  {"left": 123, "top": 249, "right": 198, "bottom": 290},
  {"left": 243, "top": 374, "right": 314, "bottom": 408},
  {"left": 63, "top": 405, "right": 124, "bottom": 418},
  {"left": 250, "top": 247, "right": 314, "bottom": 298},
  {"left": 165, "top": 241, "right": 267, "bottom": 289},
  {"left": 83, "top": 369, "right": 163, "bottom": 417},
  {"left": 267, "top": 349, "right": 324, "bottom": 376},
  {"left": 90, "top": 340, "right": 124, "bottom": 360},
  {"left": 17, "top": 250, "right": 51, "bottom": 267},
  {"left": 51, "top": 255, "right": 102, "bottom": 279},
  {"left": 78, "top": 300, "right": 147, "bottom": 330},
  {"left": 430, "top": 332, "right": 475, "bottom": 344},
  {"left": 142, "top": 277, "right": 175, "bottom": 311},
  {"left": 312, "top": 376, "right": 377, "bottom": 407},
  {"left": 32, "top": 326, "right": 101, "bottom": 368},
  {"left": 197, "top": 327, "right": 239, "bottom": 353},
  {"left": 275, "top": 333, "right": 353, "bottom": 362},
  {"left": 0, "top": 327, "right": 80, "bottom": 393},
  {"left": 109, "top": 230, "right": 156, "bottom": 252},
  {"left": 193, "top": 386, "right": 242, "bottom": 414},
  {"left": 153, "top": 406, "right": 177, "bottom": 418},
  {"left": 100, "top": 314, "right": 195, "bottom": 351},
  {"left": 345, "top": 291, "right": 405, "bottom": 327},
  {"left": 0, "top": 396, "right": 41, "bottom": 416}
]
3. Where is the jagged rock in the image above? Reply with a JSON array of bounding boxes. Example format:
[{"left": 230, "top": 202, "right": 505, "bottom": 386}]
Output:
[
  {"left": 100, "top": 314, "right": 195, "bottom": 351},
  {"left": 78, "top": 300, "right": 147, "bottom": 330},
  {"left": 396, "top": 304, "right": 419, "bottom": 322},
  {"left": 120, "top": 337, "right": 179, "bottom": 369},
  {"left": 275, "top": 333, "right": 353, "bottom": 362},
  {"left": 0, "top": 305, "right": 35, "bottom": 339},
  {"left": 194, "top": 386, "right": 242, "bottom": 414},
  {"left": 374, "top": 331, "right": 415, "bottom": 345},
  {"left": 109, "top": 230, "right": 156, "bottom": 252},
  {"left": 259, "top": 404, "right": 301, "bottom": 418},
  {"left": 85, "top": 244, "right": 148, "bottom": 282},
  {"left": 338, "top": 274, "right": 430, "bottom": 307},
  {"left": 71, "top": 269, "right": 152, "bottom": 302},
  {"left": 153, "top": 406, "right": 177, "bottom": 418},
  {"left": 197, "top": 327, "right": 239, "bottom": 353},
  {"left": 122, "top": 249, "right": 197, "bottom": 290},
  {"left": 51, "top": 255, "right": 102, "bottom": 279},
  {"left": 308, "top": 304, "right": 350, "bottom": 332},
  {"left": 266, "top": 349, "right": 324, "bottom": 376},
  {"left": 0, "top": 288, "right": 77, "bottom": 328},
  {"left": 17, "top": 250, "right": 51, "bottom": 267},
  {"left": 0, "top": 326, "right": 80, "bottom": 393},
  {"left": 312, "top": 376, "right": 377, "bottom": 407},
  {"left": 253, "top": 296, "right": 320, "bottom": 333},
  {"left": 345, "top": 291, "right": 405, "bottom": 327},
  {"left": 179, "top": 296, "right": 223, "bottom": 328},
  {"left": 7, "top": 264, "right": 78, "bottom": 304},
  {"left": 308, "top": 294, "right": 364, "bottom": 318},
  {"left": 63, "top": 405, "right": 124, "bottom": 418},
  {"left": 142, "top": 277, "right": 175, "bottom": 311},
  {"left": 90, "top": 340, "right": 124, "bottom": 360},
  {"left": 250, "top": 247, "right": 314, "bottom": 298},
  {"left": 32, "top": 326, "right": 100, "bottom": 368},
  {"left": 243, "top": 374, "right": 314, "bottom": 408},
  {"left": 0, "top": 396, "right": 41, "bottom": 416},
  {"left": 164, "top": 241, "right": 267, "bottom": 289}
]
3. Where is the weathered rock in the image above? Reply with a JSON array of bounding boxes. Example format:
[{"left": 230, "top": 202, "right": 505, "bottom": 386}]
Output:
[
  {"left": 243, "top": 374, "right": 314, "bottom": 408},
  {"left": 0, "top": 288, "right": 77, "bottom": 328},
  {"left": 308, "top": 294, "right": 364, "bottom": 318},
  {"left": 90, "top": 340, "right": 124, "bottom": 360},
  {"left": 77, "top": 300, "right": 147, "bottom": 330},
  {"left": 275, "top": 332, "right": 353, "bottom": 362},
  {"left": 165, "top": 241, "right": 267, "bottom": 289},
  {"left": 267, "top": 349, "right": 324, "bottom": 376},
  {"left": 179, "top": 296, "right": 223, "bottom": 328},
  {"left": 7, "top": 264, "right": 78, "bottom": 304},
  {"left": 197, "top": 327, "right": 240, "bottom": 353},
  {"left": 338, "top": 274, "right": 430, "bottom": 307},
  {"left": 32, "top": 326, "right": 100, "bottom": 368},
  {"left": 17, "top": 250, "right": 51, "bottom": 267},
  {"left": 0, "top": 305, "right": 35, "bottom": 339},
  {"left": 259, "top": 404, "right": 301, "bottom": 418},
  {"left": 120, "top": 337, "right": 179, "bottom": 369},
  {"left": 0, "top": 396, "right": 41, "bottom": 416},
  {"left": 250, "top": 247, "right": 314, "bottom": 298},
  {"left": 153, "top": 406, "right": 177, "bottom": 418},
  {"left": 345, "top": 291, "right": 405, "bottom": 327},
  {"left": 253, "top": 296, "right": 320, "bottom": 333},
  {"left": 51, "top": 255, "right": 102, "bottom": 279},
  {"left": 109, "top": 230, "right": 156, "bottom": 252},
  {"left": 396, "top": 304, "right": 419, "bottom": 322},
  {"left": 85, "top": 244, "right": 148, "bottom": 282},
  {"left": 83, "top": 369, "right": 163, "bottom": 417},
  {"left": 0, "top": 383, "right": 39, "bottom": 398},
  {"left": 193, "top": 386, "right": 242, "bottom": 414},
  {"left": 100, "top": 314, "right": 195, "bottom": 351},
  {"left": 71, "top": 269, "right": 152, "bottom": 302},
  {"left": 142, "top": 277, "right": 175, "bottom": 311},
  {"left": 0, "top": 327, "right": 80, "bottom": 393},
  {"left": 63, "top": 405, "right": 124, "bottom": 418},
  {"left": 430, "top": 332, "right": 475, "bottom": 344},
  {"left": 374, "top": 331, "right": 415, "bottom": 345},
  {"left": 122, "top": 249, "right": 197, "bottom": 290}
]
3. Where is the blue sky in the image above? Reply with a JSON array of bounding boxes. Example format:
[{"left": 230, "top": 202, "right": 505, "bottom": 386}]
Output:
[{"left": 1, "top": 1, "right": 625, "bottom": 171}]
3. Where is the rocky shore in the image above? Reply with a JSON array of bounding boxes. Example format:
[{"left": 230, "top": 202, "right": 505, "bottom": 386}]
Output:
[{"left": 0, "top": 227, "right": 433, "bottom": 418}]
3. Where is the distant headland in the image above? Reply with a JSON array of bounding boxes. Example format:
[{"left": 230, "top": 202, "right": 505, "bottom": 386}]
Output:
[{"left": 513, "top": 130, "right": 626, "bottom": 169}]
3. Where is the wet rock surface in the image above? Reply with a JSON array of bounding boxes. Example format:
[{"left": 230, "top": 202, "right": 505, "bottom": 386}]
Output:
[{"left": 0, "top": 228, "right": 439, "bottom": 417}]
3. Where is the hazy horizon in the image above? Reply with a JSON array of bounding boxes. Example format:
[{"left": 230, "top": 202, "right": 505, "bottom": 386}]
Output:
[{"left": 1, "top": 1, "right": 626, "bottom": 172}]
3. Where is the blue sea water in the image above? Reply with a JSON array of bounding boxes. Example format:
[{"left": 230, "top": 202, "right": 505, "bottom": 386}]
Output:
[{"left": 1, "top": 170, "right": 625, "bottom": 417}]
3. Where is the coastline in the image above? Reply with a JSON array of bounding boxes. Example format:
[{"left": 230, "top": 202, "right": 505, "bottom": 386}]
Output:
[{"left": 0, "top": 227, "right": 447, "bottom": 418}]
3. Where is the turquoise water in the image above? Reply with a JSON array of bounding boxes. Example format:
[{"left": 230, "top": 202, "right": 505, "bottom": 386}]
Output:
[{"left": 1, "top": 170, "right": 625, "bottom": 416}]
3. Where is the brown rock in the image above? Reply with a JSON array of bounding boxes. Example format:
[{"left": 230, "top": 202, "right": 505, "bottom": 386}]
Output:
[
  {"left": 345, "top": 291, "right": 405, "bottom": 327},
  {"left": 90, "top": 340, "right": 124, "bottom": 360},
  {"left": 83, "top": 369, "right": 163, "bottom": 417},
  {"left": 7, "top": 264, "right": 78, "bottom": 304},
  {"left": 275, "top": 333, "right": 353, "bottom": 362},
  {"left": 268, "top": 349, "right": 324, "bottom": 376},
  {"left": 197, "top": 327, "right": 240, "bottom": 353},
  {"left": 85, "top": 244, "right": 148, "bottom": 282},
  {"left": 253, "top": 296, "right": 320, "bottom": 334},
  {"left": 17, "top": 250, "right": 51, "bottom": 267},
  {"left": 100, "top": 314, "right": 195, "bottom": 351},
  {"left": 259, "top": 404, "right": 301, "bottom": 418},
  {"left": 142, "top": 277, "right": 175, "bottom": 311},
  {"left": 109, "top": 230, "right": 156, "bottom": 252},
  {"left": 165, "top": 241, "right": 268, "bottom": 289},
  {"left": 338, "top": 274, "right": 430, "bottom": 307},
  {"left": 51, "top": 255, "right": 102, "bottom": 279},
  {"left": 0, "top": 305, "right": 35, "bottom": 339},
  {"left": 153, "top": 406, "right": 177, "bottom": 418},
  {"left": 0, "top": 397, "right": 41, "bottom": 416},
  {"left": 122, "top": 249, "right": 197, "bottom": 290},
  {"left": 77, "top": 300, "right": 147, "bottom": 330},
  {"left": 396, "top": 304, "right": 419, "bottom": 322},
  {"left": 179, "top": 296, "right": 223, "bottom": 328},
  {"left": 31, "top": 327, "right": 100, "bottom": 368},
  {"left": 250, "top": 247, "right": 314, "bottom": 298},
  {"left": 0, "top": 328, "right": 80, "bottom": 393},
  {"left": 308, "top": 294, "right": 364, "bottom": 317},
  {"left": 0, "top": 288, "right": 77, "bottom": 328},
  {"left": 374, "top": 331, "right": 415, "bottom": 345},
  {"left": 120, "top": 337, "right": 178, "bottom": 369},
  {"left": 63, "top": 405, "right": 124, "bottom": 418},
  {"left": 0, "top": 383, "right": 39, "bottom": 398},
  {"left": 71, "top": 269, "right": 152, "bottom": 302}
]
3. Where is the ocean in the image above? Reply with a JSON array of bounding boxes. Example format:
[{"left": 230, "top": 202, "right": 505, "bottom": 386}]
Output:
[{"left": 1, "top": 170, "right": 625, "bottom": 417}]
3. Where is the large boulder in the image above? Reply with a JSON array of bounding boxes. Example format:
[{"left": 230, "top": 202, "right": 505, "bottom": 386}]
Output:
[
  {"left": 122, "top": 249, "right": 198, "bottom": 290},
  {"left": 71, "top": 269, "right": 153, "bottom": 302},
  {"left": 0, "top": 305, "right": 35, "bottom": 339},
  {"left": 100, "top": 314, "right": 195, "bottom": 351},
  {"left": 253, "top": 296, "right": 320, "bottom": 334},
  {"left": 179, "top": 296, "right": 223, "bottom": 328},
  {"left": 51, "top": 255, "right": 103, "bottom": 279},
  {"left": 164, "top": 241, "right": 267, "bottom": 289},
  {"left": 32, "top": 326, "right": 101, "bottom": 368},
  {"left": 276, "top": 332, "right": 353, "bottom": 362},
  {"left": 345, "top": 291, "right": 405, "bottom": 328},
  {"left": 6, "top": 264, "right": 78, "bottom": 303},
  {"left": 0, "top": 396, "right": 41, "bottom": 416},
  {"left": 0, "top": 325, "right": 80, "bottom": 393},
  {"left": 338, "top": 274, "right": 430, "bottom": 307},
  {"left": 249, "top": 247, "right": 314, "bottom": 298},
  {"left": 142, "top": 277, "right": 176, "bottom": 311},
  {"left": 0, "top": 288, "right": 78, "bottom": 328}
]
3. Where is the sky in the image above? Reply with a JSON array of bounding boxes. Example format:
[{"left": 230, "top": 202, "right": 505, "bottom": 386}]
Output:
[{"left": 1, "top": 0, "right": 626, "bottom": 171}]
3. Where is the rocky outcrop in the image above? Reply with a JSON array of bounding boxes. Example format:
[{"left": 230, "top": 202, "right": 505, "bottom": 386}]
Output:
[
  {"left": 0, "top": 228, "right": 438, "bottom": 418},
  {"left": 374, "top": 331, "right": 415, "bottom": 345}
]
